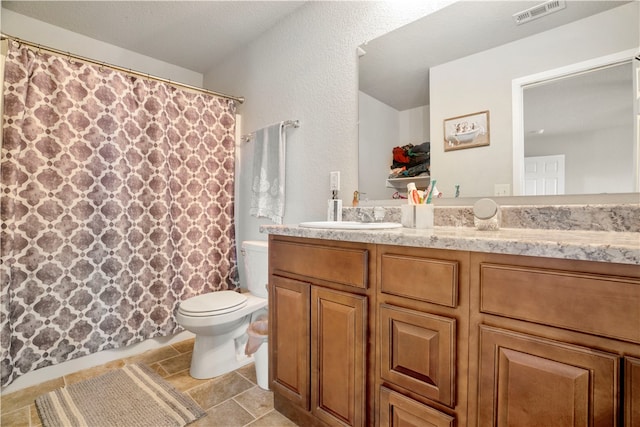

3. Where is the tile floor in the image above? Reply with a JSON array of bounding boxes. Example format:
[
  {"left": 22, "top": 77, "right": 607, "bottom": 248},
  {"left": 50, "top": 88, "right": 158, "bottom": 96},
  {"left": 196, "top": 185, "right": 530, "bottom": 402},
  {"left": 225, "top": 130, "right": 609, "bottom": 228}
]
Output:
[{"left": 0, "top": 338, "right": 298, "bottom": 427}]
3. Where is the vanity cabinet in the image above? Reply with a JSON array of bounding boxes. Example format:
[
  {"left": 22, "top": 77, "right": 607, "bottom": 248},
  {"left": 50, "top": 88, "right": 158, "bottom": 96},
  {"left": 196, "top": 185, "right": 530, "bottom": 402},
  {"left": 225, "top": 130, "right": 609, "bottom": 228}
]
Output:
[
  {"left": 469, "top": 252, "right": 640, "bottom": 427},
  {"left": 268, "top": 235, "right": 640, "bottom": 426},
  {"left": 268, "top": 236, "right": 375, "bottom": 427}
]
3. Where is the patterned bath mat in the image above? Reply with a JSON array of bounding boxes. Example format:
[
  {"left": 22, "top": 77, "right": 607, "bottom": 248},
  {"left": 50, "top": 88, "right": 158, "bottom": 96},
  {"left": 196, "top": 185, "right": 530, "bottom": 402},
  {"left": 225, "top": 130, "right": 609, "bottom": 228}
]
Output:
[{"left": 35, "top": 363, "right": 205, "bottom": 427}]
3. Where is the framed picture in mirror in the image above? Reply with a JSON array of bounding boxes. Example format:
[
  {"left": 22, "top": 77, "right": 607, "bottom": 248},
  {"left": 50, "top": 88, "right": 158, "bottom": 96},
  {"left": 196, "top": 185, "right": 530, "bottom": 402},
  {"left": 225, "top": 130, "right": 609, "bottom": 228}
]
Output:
[{"left": 444, "top": 110, "right": 490, "bottom": 152}]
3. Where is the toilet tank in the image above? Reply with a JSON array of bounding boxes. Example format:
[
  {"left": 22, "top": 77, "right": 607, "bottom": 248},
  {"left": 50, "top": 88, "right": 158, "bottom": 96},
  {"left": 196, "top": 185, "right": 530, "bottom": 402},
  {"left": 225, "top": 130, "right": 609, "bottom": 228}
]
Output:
[{"left": 241, "top": 240, "right": 269, "bottom": 299}]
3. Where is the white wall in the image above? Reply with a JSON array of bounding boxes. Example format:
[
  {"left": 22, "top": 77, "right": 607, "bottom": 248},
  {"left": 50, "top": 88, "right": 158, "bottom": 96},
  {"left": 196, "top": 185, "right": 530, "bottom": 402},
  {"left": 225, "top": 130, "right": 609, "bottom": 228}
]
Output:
[
  {"left": 204, "top": 1, "right": 454, "bottom": 257},
  {"left": 358, "top": 91, "right": 399, "bottom": 201},
  {"left": 525, "top": 125, "right": 634, "bottom": 194},
  {"left": 358, "top": 92, "right": 430, "bottom": 200},
  {"left": 430, "top": 3, "right": 639, "bottom": 198},
  {"left": 399, "top": 104, "right": 430, "bottom": 147}
]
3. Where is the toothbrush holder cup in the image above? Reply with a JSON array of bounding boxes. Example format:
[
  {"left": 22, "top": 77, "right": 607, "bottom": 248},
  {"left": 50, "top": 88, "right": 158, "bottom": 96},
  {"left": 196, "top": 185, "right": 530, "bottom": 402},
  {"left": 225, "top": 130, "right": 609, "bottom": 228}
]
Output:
[{"left": 401, "top": 204, "right": 434, "bottom": 229}]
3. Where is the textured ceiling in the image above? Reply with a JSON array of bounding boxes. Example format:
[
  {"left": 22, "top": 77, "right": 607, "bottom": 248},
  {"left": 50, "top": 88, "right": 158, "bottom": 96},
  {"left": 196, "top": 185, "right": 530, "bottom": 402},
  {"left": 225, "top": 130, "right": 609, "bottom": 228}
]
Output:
[{"left": 2, "top": 1, "right": 307, "bottom": 74}]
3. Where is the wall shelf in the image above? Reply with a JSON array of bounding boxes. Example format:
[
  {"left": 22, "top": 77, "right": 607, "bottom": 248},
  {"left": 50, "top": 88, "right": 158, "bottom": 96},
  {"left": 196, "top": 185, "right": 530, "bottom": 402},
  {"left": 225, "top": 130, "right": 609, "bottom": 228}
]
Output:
[{"left": 386, "top": 176, "right": 431, "bottom": 191}]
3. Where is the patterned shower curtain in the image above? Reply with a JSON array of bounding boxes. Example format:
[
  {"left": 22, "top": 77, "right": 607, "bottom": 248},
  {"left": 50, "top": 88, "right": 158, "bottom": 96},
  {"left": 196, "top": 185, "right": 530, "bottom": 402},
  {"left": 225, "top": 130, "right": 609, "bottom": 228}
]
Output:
[{"left": 0, "top": 42, "right": 238, "bottom": 386}]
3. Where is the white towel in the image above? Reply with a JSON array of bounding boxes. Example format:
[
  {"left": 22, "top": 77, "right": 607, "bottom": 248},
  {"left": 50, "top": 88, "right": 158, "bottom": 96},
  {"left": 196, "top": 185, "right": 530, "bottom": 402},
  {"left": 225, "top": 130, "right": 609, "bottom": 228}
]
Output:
[{"left": 249, "top": 122, "right": 286, "bottom": 224}]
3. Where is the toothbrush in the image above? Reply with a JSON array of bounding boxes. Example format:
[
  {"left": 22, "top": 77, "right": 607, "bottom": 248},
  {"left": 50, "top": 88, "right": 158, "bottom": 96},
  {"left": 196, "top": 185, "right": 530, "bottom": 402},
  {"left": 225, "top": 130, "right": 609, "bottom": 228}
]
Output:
[{"left": 425, "top": 179, "right": 437, "bottom": 204}]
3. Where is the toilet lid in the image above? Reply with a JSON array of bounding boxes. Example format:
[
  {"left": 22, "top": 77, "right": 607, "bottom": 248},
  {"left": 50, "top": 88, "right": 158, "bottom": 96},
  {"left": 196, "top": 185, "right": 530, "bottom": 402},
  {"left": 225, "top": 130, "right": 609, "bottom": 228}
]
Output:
[{"left": 179, "top": 291, "right": 248, "bottom": 316}]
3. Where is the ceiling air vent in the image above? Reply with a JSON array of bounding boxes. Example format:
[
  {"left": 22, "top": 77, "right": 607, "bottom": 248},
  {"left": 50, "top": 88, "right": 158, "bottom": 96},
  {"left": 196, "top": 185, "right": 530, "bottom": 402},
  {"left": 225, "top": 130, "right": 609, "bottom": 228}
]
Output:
[{"left": 513, "top": 0, "right": 566, "bottom": 25}]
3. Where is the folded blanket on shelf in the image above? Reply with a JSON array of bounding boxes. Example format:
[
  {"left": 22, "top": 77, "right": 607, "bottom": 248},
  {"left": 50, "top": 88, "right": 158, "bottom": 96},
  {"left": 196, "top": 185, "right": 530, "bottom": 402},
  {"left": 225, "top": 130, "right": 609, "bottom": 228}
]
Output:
[
  {"left": 402, "top": 162, "right": 429, "bottom": 177},
  {"left": 391, "top": 142, "right": 430, "bottom": 169},
  {"left": 410, "top": 142, "right": 430, "bottom": 154},
  {"left": 388, "top": 162, "right": 429, "bottom": 179}
]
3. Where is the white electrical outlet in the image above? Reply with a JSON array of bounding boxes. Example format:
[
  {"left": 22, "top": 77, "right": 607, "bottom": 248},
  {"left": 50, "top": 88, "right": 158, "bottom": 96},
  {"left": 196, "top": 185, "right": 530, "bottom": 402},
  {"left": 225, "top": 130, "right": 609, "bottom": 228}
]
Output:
[
  {"left": 330, "top": 171, "right": 340, "bottom": 191},
  {"left": 494, "top": 184, "right": 510, "bottom": 197}
]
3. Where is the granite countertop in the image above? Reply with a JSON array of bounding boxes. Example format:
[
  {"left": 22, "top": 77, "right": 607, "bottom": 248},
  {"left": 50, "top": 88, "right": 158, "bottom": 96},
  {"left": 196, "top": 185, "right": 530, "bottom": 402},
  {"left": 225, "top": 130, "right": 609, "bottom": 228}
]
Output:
[{"left": 260, "top": 224, "right": 640, "bottom": 265}]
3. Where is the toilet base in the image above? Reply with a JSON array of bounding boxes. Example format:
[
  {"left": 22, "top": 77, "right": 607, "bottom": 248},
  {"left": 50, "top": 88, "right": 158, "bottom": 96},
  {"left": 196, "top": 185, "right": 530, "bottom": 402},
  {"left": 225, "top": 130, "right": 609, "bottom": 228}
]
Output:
[{"left": 189, "top": 318, "right": 253, "bottom": 379}]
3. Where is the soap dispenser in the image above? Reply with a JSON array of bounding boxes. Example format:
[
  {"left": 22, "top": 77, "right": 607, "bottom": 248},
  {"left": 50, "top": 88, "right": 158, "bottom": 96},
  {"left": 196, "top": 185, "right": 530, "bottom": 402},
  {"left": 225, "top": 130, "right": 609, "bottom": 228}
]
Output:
[
  {"left": 327, "top": 172, "right": 342, "bottom": 221},
  {"left": 327, "top": 190, "right": 342, "bottom": 222}
]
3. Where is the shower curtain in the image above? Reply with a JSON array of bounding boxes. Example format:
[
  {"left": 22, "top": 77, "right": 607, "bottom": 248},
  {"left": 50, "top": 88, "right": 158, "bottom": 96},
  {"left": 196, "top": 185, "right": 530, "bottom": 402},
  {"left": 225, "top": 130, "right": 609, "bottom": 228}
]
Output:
[{"left": 0, "top": 42, "right": 238, "bottom": 386}]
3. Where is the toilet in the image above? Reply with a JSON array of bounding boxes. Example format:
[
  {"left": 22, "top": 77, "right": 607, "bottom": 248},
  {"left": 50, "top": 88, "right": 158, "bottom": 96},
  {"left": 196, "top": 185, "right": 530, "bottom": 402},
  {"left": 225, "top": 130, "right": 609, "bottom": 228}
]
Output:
[{"left": 176, "top": 240, "right": 269, "bottom": 379}]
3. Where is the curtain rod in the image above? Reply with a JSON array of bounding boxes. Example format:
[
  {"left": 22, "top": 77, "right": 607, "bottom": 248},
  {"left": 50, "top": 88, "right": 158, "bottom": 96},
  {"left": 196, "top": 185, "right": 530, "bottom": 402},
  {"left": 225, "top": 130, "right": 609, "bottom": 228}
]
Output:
[
  {"left": 1, "top": 32, "right": 245, "bottom": 104},
  {"left": 241, "top": 120, "right": 300, "bottom": 143}
]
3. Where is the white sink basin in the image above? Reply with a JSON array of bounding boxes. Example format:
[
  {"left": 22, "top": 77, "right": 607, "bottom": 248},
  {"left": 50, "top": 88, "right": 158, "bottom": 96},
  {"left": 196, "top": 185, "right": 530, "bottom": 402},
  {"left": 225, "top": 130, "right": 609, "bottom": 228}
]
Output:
[{"left": 299, "top": 221, "right": 402, "bottom": 230}]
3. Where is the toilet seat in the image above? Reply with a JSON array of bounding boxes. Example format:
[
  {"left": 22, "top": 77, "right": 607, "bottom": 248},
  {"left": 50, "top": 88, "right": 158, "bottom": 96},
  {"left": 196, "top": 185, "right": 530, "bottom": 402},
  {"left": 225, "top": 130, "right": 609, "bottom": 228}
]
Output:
[{"left": 178, "top": 291, "right": 248, "bottom": 317}]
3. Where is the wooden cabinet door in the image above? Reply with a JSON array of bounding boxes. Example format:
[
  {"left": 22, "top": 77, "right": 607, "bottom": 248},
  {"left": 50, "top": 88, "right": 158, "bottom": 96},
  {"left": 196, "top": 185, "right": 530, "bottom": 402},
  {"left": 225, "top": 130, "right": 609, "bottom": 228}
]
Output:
[
  {"left": 478, "top": 325, "right": 619, "bottom": 427},
  {"left": 311, "top": 286, "right": 367, "bottom": 427},
  {"left": 270, "top": 276, "right": 310, "bottom": 409},
  {"left": 379, "top": 387, "right": 454, "bottom": 427},
  {"left": 626, "top": 356, "right": 640, "bottom": 427},
  {"left": 379, "top": 304, "right": 456, "bottom": 406}
]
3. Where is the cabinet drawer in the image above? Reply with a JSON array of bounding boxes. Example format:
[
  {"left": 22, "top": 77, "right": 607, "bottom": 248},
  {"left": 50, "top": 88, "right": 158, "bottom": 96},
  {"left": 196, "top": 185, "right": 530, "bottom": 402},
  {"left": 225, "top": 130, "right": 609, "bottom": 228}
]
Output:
[
  {"left": 270, "top": 240, "right": 369, "bottom": 289},
  {"left": 379, "top": 387, "right": 454, "bottom": 427},
  {"left": 379, "top": 304, "right": 456, "bottom": 407},
  {"left": 380, "top": 254, "right": 458, "bottom": 307},
  {"left": 479, "top": 263, "right": 640, "bottom": 343}
]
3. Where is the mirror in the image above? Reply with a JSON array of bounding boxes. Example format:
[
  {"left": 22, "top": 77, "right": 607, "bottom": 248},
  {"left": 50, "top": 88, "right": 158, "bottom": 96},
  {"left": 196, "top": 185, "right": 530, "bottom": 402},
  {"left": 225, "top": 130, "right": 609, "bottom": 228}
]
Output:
[
  {"left": 358, "top": 0, "right": 639, "bottom": 201},
  {"left": 513, "top": 53, "right": 637, "bottom": 196}
]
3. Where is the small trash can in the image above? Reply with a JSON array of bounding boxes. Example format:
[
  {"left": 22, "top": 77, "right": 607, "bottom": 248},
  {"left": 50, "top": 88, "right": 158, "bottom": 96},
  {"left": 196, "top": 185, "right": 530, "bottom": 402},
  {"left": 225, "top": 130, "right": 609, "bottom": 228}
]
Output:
[{"left": 245, "top": 313, "right": 269, "bottom": 390}]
